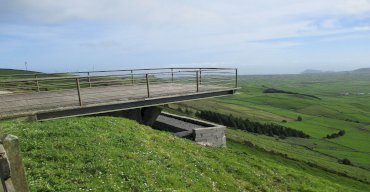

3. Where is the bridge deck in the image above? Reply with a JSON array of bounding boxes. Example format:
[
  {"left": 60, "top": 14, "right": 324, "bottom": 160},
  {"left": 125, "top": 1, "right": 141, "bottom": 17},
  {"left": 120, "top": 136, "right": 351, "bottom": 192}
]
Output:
[
  {"left": 0, "top": 68, "right": 237, "bottom": 120},
  {"left": 0, "top": 83, "right": 234, "bottom": 120}
]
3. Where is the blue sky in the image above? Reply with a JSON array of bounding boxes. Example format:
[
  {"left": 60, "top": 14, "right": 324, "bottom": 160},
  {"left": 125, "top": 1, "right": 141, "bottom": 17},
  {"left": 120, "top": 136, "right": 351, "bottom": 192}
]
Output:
[{"left": 1, "top": 0, "right": 370, "bottom": 74}]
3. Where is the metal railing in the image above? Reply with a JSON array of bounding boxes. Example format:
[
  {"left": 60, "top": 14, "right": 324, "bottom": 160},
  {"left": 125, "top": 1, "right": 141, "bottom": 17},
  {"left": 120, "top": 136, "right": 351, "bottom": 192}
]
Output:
[{"left": 0, "top": 68, "right": 237, "bottom": 116}]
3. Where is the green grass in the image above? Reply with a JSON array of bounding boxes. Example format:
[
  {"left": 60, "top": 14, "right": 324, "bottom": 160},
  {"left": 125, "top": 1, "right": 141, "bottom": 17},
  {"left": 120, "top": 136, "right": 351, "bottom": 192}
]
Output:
[
  {"left": 0, "top": 69, "right": 39, "bottom": 76},
  {"left": 175, "top": 71, "right": 370, "bottom": 180},
  {"left": 226, "top": 128, "right": 370, "bottom": 182},
  {"left": 1, "top": 117, "right": 369, "bottom": 191}
]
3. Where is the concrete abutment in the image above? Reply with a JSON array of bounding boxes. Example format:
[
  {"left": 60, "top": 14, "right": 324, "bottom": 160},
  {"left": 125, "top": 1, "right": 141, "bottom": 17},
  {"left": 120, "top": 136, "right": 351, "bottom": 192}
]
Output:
[{"left": 101, "top": 106, "right": 162, "bottom": 126}]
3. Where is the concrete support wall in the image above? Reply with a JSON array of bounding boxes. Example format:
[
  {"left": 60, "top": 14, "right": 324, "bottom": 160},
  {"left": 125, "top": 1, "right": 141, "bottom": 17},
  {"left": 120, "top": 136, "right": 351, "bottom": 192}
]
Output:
[
  {"left": 193, "top": 127, "right": 226, "bottom": 147},
  {"left": 100, "top": 106, "right": 162, "bottom": 126},
  {"left": 0, "top": 135, "right": 29, "bottom": 192},
  {"left": 141, "top": 107, "right": 162, "bottom": 125},
  {"left": 158, "top": 112, "right": 226, "bottom": 147},
  {"left": 110, "top": 109, "right": 143, "bottom": 123}
]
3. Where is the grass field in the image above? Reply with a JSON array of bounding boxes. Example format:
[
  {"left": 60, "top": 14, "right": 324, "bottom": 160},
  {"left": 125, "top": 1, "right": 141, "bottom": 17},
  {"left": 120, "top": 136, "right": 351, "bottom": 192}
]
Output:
[
  {"left": 1, "top": 68, "right": 369, "bottom": 190},
  {"left": 1, "top": 117, "right": 369, "bottom": 191},
  {"left": 172, "top": 70, "right": 370, "bottom": 183}
]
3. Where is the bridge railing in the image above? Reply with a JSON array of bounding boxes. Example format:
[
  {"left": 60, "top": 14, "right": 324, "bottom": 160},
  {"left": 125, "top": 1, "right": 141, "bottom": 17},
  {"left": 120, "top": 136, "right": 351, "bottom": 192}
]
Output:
[{"left": 0, "top": 68, "right": 237, "bottom": 113}]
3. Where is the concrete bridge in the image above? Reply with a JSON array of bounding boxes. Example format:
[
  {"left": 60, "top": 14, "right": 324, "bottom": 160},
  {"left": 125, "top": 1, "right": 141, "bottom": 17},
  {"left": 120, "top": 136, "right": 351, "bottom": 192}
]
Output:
[{"left": 0, "top": 68, "right": 238, "bottom": 121}]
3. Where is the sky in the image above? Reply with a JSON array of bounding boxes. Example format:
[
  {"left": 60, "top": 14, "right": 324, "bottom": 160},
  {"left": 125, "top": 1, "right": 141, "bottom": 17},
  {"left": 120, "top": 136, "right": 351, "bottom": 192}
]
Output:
[{"left": 1, "top": 0, "right": 370, "bottom": 74}]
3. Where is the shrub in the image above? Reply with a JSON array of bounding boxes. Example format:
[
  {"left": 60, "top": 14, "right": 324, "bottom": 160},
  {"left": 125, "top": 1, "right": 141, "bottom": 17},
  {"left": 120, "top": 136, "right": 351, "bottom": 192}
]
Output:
[
  {"left": 184, "top": 108, "right": 192, "bottom": 115},
  {"left": 177, "top": 107, "right": 183, "bottom": 113},
  {"left": 326, "top": 130, "right": 345, "bottom": 139},
  {"left": 338, "top": 130, "right": 346, "bottom": 136},
  {"left": 278, "top": 135, "right": 286, "bottom": 139},
  {"left": 339, "top": 158, "right": 352, "bottom": 165},
  {"left": 297, "top": 116, "right": 303, "bottom": 121},
  {"left": 196, "top": 110, "right": 310, "bottom": 138},
  {"left": 281, "top": 120, "right": 287, "bottom": 123}
]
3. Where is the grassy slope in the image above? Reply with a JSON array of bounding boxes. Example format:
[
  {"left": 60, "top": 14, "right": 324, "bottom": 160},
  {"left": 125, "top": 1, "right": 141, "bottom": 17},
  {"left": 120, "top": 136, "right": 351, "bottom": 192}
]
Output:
[
  {"left": 0, "top": 69, "right": 41, "bottom": 80},
  {"left": 1, "top": 117, "right": 368, "bottom": 191},
  {"left": 0, "top": 69, "right": 39, "bottom": 75},
  {"left": 174, "top": 72, "right": 370, "bottom": 181}
]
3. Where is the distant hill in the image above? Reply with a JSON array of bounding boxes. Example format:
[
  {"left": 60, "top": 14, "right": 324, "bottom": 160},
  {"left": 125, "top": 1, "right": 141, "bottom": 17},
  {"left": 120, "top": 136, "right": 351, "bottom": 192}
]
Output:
[
  {"left": 0, "top": 69, "right": 65, "bottom": 80},
  {"left": 301, "top": 68, "right": 370, "bottom": 74},
  {"left": 301, "top": 69, "right": 326, "bottom": 74},
  {"left": 0, "top": 68, "right": 40, "bottom": 76},
  {"left": 352, "top": 68, "right": 370, "bottom": 73}
]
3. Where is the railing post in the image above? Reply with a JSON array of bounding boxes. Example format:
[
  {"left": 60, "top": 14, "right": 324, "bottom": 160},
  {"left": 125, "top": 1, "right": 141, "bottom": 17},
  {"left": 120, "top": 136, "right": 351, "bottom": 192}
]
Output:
[
  {"left": 199, "top": 68, "right": 202, "bottom": 85},
  {"left": 76, "top": 78, "right": 83, "bottom": 106},
  {"left": 235, "top": 68, "right": 238, "bottom": 88},
  {"left": 146, "top": 74, "right": 150, "bottom": 98},
  {"left": 171, "top": 68, "right": 174, "bottom": 83},
  {"left": 196, "top": 71, "right": 199, "bottom": 92},
  {"left": 1, "top": 135, "right": 29, "bottom": 192},
  {"left": 35, "top": 75, "right": 40, "bottom": 92},
  {"left": 131, "top": 70, "right": 134, "bottom": 85},
  {"left": 87, "top": 72, "right": 92, "bottom": 88}
]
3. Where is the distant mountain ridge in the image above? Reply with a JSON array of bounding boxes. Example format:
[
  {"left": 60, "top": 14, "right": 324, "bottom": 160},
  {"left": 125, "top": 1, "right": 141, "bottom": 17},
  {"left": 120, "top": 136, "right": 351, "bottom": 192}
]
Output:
[
  {"left": 352, "top": 68, "right": 370, "bottom": 73},
  {"left": 301, "top": 69, "right": 329, "bottom": 74},
  {"left": 301, "top": 68, "right": 370, "bottom": 74}
]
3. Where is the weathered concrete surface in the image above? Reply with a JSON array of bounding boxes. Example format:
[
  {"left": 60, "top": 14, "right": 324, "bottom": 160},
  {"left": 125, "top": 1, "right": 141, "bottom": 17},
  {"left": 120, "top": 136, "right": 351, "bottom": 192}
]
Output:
[
  {"left": 99, "top": 106, "right": 162, "bottom": 126},
  {"left": 0, "top": 135, "right": 29, "bottom": 192},
  {"left": 0, "top": 83, "right": 232, "bottom": 120},
  {"left": 155, "top": 114, "right": 205, "bottom": 131},
  {"left": 193, "top": 127, "right": 226, "bottom": 147},
  {"left": 141, "top": 107, "right": 162, "bottom": 125},
  {"left": 104, "top": 108, "right": 143, "bottom": 123},
  {"left": 153, "top": 112, "right": 226, "bottom": 147}
]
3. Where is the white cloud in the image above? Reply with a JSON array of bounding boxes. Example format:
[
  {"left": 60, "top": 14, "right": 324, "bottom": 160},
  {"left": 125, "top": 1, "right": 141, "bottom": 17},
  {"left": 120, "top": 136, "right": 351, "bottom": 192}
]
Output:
[
  {"left": 354, "top": 26, "right": 370, "bottom": 31},
  {"left": 80, "top": 40, "right": 121, "bottom": 48},
  {"left": 0, "top": 0, "right": 224, "bottom": 25},
  {"left": 1, "top": 0, "right": 368, "bottom": 42},
  {"left": 1, "top": 0, "right": 370, "bottom": 73}
]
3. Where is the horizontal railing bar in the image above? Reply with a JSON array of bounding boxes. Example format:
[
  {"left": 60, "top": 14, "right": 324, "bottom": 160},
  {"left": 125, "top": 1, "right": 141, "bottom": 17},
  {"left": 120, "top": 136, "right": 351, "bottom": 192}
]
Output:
[
  {"left": 0, "top": 67, "right": 236, "bottom": 78},
  {"left": 0, "top": 82, "right": 218, "bottom": 102},
  {"left": 0, "top": 70, "right": 201, "bottom": 83}
]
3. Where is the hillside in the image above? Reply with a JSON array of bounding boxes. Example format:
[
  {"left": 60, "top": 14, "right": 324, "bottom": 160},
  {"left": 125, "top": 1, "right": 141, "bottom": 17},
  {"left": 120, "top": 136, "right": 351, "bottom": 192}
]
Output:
[
  {"left": 301, "top": 69, "right": 327, "bottom": 74},
  {"left": 172, "top": 72, "right": 370, "bottom": 184},
  {"left": 0, "top": 117, "right": 368, "bottom": 191},
  {"left": 0, "top": 68, "right": 39, "bottom": 76},
  {"left": 352, "top": 68, "right": 370, "bottom": 73},
  {"left": 301, "top": 67, "right": 370, "bottom": 74}
]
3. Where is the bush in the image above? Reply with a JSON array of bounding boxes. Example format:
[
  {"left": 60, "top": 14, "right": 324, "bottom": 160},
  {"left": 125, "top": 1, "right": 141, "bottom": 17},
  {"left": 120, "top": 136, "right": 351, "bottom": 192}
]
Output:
[
  {"left": 177, "top": 107, "right": 183, "bottom": 113},
  {"left": 344, "top": 119, "right": 360, "bottom": 123},
  {"left": 184, "top": 108, "right": 192, "bottom": 115},
  {"left": 326, "top": 130, "right": 345, "bottom": 139},
  {"left": 281, "top": 120, "right": 287, "bottom": 123},
  {"left": 297, "top": 116, "right": 303, "bottom": 121},
  {"left": 196, "top": 110, "right": 310, "bottom": 138},
  {"left": 278, "top": 135, "right": 286, "bottom": 139},
  {"left": 338, "top": 130, "right": 346, "bottom": 136},
  {"left": 339, "top": 158, "right": 352, "bottom": 165}
]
